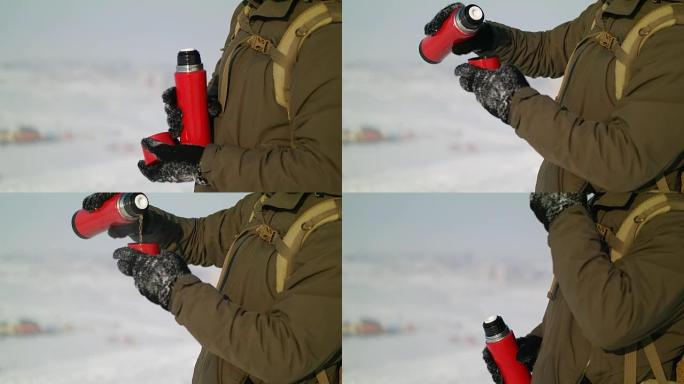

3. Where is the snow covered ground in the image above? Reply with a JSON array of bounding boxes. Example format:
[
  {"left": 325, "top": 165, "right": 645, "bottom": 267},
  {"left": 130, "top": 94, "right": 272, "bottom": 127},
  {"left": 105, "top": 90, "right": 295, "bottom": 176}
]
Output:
[
  {"left": 0, "top": 62, "right": 192, "bottom": 192},
  {"left": 342, "top": 194, "right": 553, "bottom": 383},
  {"left": 0, "top": 194, "right": 241, "bottom": 383},
  {"left": 343, "top": 62, "right": 562, "bottom": 192},
  {"left": 0, "top": 250, "right": 219, "bottom": 383},
  {"left": 343, "top": 251, "right": 551, "bottom": 384}
]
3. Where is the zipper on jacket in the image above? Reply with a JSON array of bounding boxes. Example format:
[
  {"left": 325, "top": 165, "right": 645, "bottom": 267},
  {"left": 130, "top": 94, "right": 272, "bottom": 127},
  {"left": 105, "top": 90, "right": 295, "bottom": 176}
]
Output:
[{"left": 576, "top": 355, "right": 592, "bottom": 384}]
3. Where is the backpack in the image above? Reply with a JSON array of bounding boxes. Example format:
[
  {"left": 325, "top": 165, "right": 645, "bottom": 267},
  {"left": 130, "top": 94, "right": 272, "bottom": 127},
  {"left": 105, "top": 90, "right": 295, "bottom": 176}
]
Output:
[
  {"left": 248, "top": 194, "right": 342, "bottom": 294},
  {"left": 588, "top": 5, "right": 684, "bottom": 380},
  {"left": 591, "top": 2, "right": 684, "bottom": 192},
  {"left": 596, "top": 193, "right": 684, "bottom": 384},
  {"left": 229, "top": 0, "right": 342, "bottom": 120},
  {"left": 218, "top": 194, "right": 342, "bottom": 384}
]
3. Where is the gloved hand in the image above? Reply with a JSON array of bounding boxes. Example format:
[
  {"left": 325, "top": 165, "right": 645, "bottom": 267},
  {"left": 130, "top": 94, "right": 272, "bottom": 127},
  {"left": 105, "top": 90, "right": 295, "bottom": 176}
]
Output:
[
  {"left": 530, "top": 193, "right": 588, "bottom": 231},
  {"left": 162, "top": 87, "right": 221, "bottom": 141},
  {"left": 82, "top": 193, "right": 117, "bottom": 211},
  {"left": 137, "top": 138, "right": 207, "bottom": 184},
  {"left": 81, "top": 193, "right": 183, "bottom": 244},
  {"left": 483, "top": 334, "right": 542, "bottom": 383},
  {"left": 113, "top": 247, "right": 190, "bottom": 310},
  {"left": 424, "top": 4, "right": 510, "bottom": 55},
  {"left": 454, "top": 63, "right": 529, "bottom": 124}
]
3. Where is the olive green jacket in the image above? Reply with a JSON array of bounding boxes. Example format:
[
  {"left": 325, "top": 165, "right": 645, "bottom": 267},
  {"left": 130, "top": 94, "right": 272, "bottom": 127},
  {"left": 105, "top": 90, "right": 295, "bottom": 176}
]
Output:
[
  {"left": 197, "top": 0, "right": 341, "bottom": 193},
  {"left": 161, "top": 193, "right": 342, "bottom": 383},
  {"left": 531, "top": 193, "right": 684, "bottom": 383},
  {"left": 494, "top": 0, "right": 684, "bottom": 193}
]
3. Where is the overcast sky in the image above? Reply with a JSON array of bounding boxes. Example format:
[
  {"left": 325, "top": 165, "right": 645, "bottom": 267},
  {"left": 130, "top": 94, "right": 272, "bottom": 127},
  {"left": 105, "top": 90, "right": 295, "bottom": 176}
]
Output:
[
  {"left": 2, "top": 1, "right": 591, "bottom": 66},
  {"left": 343, "top": 193, "right": 548, "bottom": 259},
  {"left": 0, "top": 193, "right": 246, "bottom": 256},
  {"left": 344, "top": 0, "right": 592, "bottom": 65},
  {"left": 0, "top": 193, "right": 549, "bottom": 259},
  {"left": 0, "top": 0, "right": 242, "bottom": 66}
]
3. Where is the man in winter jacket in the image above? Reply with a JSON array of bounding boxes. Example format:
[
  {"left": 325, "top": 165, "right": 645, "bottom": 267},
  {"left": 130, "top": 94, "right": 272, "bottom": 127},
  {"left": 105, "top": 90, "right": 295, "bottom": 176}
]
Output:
[
  {"left": 139, "top": 0, "right": 341, "bottom": 193},
  {"left": 81, "top": 192, "right": 342, "bottom": 384}
]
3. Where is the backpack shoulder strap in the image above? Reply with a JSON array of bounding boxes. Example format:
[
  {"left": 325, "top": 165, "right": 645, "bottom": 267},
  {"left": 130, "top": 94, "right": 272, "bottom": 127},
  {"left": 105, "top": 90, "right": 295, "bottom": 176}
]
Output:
[
  {"left": 271, "top": 1, "right": 342, "bottom": 120},
  {"left": 593, "top": 4, "right": 684, "bottom": 193},
  {"left": 611, "top": 193, "right": 684, "bottom": 384},
  {"left": 274, "top": 197, "right": 341, "bottom": 293},
  {"left": 615, "top": 4, "right": 684, "bottom": 100},
  {"left": 276, "top": 197, "right": 341, "bottom": 384},
  {"left": 610, "top": 193, "right": 684, "bottom": 262}
]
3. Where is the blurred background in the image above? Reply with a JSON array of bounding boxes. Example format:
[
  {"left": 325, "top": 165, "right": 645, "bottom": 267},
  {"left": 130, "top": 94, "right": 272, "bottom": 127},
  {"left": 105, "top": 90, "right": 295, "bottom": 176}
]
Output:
[
  {"left": 343, "top": 0, "right": 589, "bottom": 192},
  {"left": 0, "top": 193, "right": 246, "bottom": 383},
  {"left": 0, "top": 0, "right": 241, "bottom": 191},
  {"left": 343, "top": 194, "right": 551, "bottom": 383}
]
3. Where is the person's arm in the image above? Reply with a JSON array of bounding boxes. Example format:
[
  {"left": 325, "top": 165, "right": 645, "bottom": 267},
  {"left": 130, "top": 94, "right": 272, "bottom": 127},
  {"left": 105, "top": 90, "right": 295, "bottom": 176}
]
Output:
[
  {"left": 162, "top": 194, "right": 256, "bottom": 268},
  {"left": 170, "top": 222, "right": 342, "bottom": 383},
  {"left": 199, "top": 24, "right": 342, "bottom": 192},
  {"left": 510, "top": 26, "right": 684, "bottom": 192},
  {"left": 492, "top": 1, "right": 601, "bottom": 78},
  {"left": 549, "top": 206, "right": 684, "bottom": 351},
  {"left": 528, "top": 322, "right": 544, "bottom": 338}
]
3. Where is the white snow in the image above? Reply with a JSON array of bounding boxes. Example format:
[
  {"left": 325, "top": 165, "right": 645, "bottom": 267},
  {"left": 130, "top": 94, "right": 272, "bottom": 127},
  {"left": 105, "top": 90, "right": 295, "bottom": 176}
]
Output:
[
  {"left": 343, "top": 63, "right": 562, "bottom": 192},
  {"left": 0, "top": 62, "right": 192, "bottom": 192},
  {"left": 0, "top": 250, "right": 220, "bottom": 383},
  {"left": 343, "top": 251, "right": 551, "bottom": 384}
]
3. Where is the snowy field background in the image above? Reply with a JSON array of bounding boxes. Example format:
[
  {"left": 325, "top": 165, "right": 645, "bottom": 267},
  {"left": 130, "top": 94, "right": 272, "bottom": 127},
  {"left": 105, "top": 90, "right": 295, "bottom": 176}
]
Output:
[
  {"left": 0, "top": 194, "right": 245, "bottom": 383},
  {"left": 343, "top": 194, "right": 552, "bottom": 383},
  {"left": 342, "top": 63, "right": 560, "bottom": 192},
  {"left": 0, "top": 62, "right": 194, "bottom": 192},
  {"left": 342, "top": 0, "right": 586, "bottom": 192},
  {"left": 0, "top": 0, "right": 240, "bottom": 192}
]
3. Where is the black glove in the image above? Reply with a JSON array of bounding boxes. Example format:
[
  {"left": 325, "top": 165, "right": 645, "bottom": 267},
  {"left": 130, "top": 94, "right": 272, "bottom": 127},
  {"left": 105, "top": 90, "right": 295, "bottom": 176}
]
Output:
[
  {"left": 81, "top": 193, "right": 183, "bottom": 244},
  {"left": 483, "top": 334, "right": 542, "bottom": 383},
  {"left": 424, "top": 5, "right": 510, "bottom": 55},
  {"left": 162, "top": 87, "right": 221, "bottom": 141},
  {"left": 82, "top": 193, "right": 117, "bottom": 212},
  {"left": 113, "top": 247, "right": 190, "bottom": 310},
  {"left": 137, "top": 138, "right": 207, "bottom": 184},
  {"left": 454, "top": 63, "right": 529, "bottom": 124},
  {"left": 530, "top": 193, "right": 588, "bottom": 231}
]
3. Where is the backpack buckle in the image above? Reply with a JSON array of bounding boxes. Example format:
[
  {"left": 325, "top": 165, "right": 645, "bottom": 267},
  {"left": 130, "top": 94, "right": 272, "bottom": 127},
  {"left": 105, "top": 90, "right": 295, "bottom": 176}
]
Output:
[
  {"left": 595, "top": 222, "right": 613, "bottom": 240},
  {"left": 597, "top": 31, "right": 617, "bottom": 50},
  {"left": 248, "top": 35, "right": 273, "bottom": 54},
  {"left": 256, "top": 224, "right": 279, "bottom": 244}
]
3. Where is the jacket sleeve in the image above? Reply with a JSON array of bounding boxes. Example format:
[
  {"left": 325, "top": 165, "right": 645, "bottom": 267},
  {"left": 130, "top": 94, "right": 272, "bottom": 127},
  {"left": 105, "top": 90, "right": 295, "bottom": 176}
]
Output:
[
  {"left": 169, "top": 222, "right": 342, "bottom": 383},
  {"left": 493, "top": 2, "right": 601, "bottom": 78},
  {"left": 548, "top": 205, "right": 684, "bottom": 351},
  {"left": 510, "top": 26, "right": 684, "bottom": 192},
  {"left": 163, "top": 194, "right": 256, "bottom": 268},
  {"left": 529, "top": 322, "right": 544, "bottom": 339},
  {"left": 198, "top": 24, "right": 342, "bottom": 193}
]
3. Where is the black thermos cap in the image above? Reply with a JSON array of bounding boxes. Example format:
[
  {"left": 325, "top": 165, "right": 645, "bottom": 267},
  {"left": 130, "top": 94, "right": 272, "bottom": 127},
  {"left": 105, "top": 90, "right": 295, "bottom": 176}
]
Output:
[
  {"left": 483, "top": 315, "right": 508, "bottom": 338},
  {"left": 177, "top": 49, "right": 202, "bottom": 66},
  {"left": 460, "top": 5, "right": 485, "bottom": 31}
]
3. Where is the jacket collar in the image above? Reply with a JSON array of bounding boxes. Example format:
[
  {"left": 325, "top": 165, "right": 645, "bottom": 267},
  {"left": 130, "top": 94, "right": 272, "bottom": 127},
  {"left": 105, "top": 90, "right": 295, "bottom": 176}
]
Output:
[
  {"left": 604, "top": 0, "right": 643, "bottom": 16},
  {"left": 590, "top": 192, "right": 634, "bottom": 209},
  {"left": 262, "top": 193, "right": 306, "bottom": 211},
  {"left": 250, "top": 0, "right": 296, "bottom": 19}
]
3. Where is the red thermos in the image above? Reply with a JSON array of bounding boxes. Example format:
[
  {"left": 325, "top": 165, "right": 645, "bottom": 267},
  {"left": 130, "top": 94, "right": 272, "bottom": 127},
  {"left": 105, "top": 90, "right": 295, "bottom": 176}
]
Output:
[
  {"left": 72, "top": 193, "right": 149, "bottom": 239},
  {"left": 175, "top": 49, "right": 211, "bottom": 146},
  {"left": 420, "top": 4, "right": 485, "bottom": 64},
  {"left": 127, "top": 242, "right": 160, "bottom": 256},
  {"left": 420, "top": 3, "right": 501, "bottom": 71},
  {"left": 483, "top": 316, "right": 532, "bottom": 384},
  {"left": 468, "top": 55, "right": 501, "bottom": 71}
]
